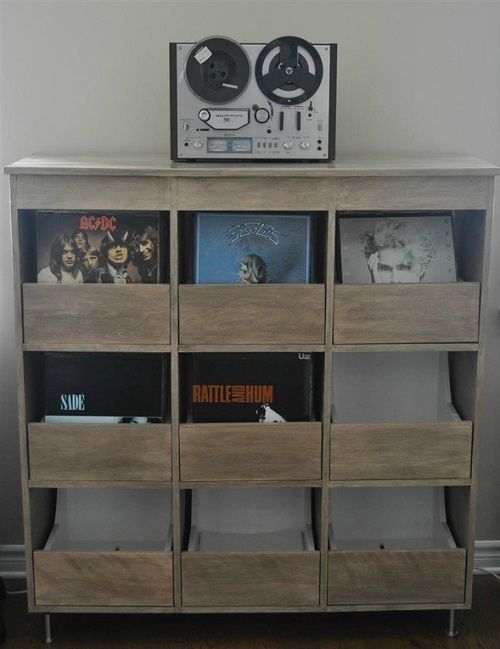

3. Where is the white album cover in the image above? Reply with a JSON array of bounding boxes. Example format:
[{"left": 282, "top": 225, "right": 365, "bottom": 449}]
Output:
[
  {"left": 339, "top": 214, "right": 457, "bottom": 284},
  {"left": 43, "top": 416, "right": 148, "bottom": 424}
]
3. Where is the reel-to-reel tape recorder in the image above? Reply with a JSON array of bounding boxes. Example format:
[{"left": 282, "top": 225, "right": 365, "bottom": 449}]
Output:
[{"left": 170, "top": 36, "right": 337, "bottom": 162}]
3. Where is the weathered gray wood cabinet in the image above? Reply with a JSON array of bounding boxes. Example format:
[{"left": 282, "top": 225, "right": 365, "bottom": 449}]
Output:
[{"left": 5, "top": 154, "right": 498, "bottom": 619}]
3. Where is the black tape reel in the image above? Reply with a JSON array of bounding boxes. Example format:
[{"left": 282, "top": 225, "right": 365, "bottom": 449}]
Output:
[
  {"left": 185, "top": 36, "right": 251, "bottom": 104},
  {"left": 255, "top": 36, "right": 323, "bottom": 105}
]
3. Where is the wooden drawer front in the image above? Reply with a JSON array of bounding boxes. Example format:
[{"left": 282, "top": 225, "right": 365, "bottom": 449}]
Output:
[
  {"left": 177, "top": 177, "right": 332, "bottom": 210},
  {"left": 337, "top": 176, "right": 489, "bottom": 210},
  {"left": 180, "top": 423, "right": 321, "bottom": 481},
  {"left": 333, "top": 283, "right": 480, "bottom": 344},
  {"left": 34, "top": 551, "right": 173, "bottom": 606},
  {"left": 28, "top": 423, "right": 171, "bottom": 482},
  {"left": 182, "top": 552, "right": 320, "bottom": 607},
  {"left": 330, "top": 422, "right": 472, "bottom": 481},
  {"left": 179, "top": 285, "right": 325, "bottom": 345},
  {"left": 23, "top": 284, "right": 170, "bottom": 346},
  {"left": 16, "top": 174, "right": 170, "bottom": 210},
  {"left": 328, "top": 549, "right": 466, "bottom": 605}
]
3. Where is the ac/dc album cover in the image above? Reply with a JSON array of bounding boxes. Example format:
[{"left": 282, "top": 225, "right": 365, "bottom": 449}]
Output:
[
  {"left": 36, "top": 210, "right": 168, "bottom": 284},
  {"left": 193, "top": 212, "right": 314, "bottom": 284},
  {"left": 189, "top": 353, "right": 313, "bottom": 423},
  {"left": 338, "top": 213, "right": 457, "bottom": 284},
  {"left": 44, "top": 353, "right": 168, "bottom": 420}
]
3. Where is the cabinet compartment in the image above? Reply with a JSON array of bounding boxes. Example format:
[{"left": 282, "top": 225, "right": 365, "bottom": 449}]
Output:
[
  {"left": 177, "top": 210, "right": 327, "bottom": 346},
  {"left": 34, "top": 488, "right": 173, "bottom": 607},
  {"left": 328, "top": 487, "right": 466, "bottom": 605},
  {"left": 179, "top": 284, "right": 325, "bottom": 345},
  {"left": 330, "top": 352, "right": 473, "bottom": 480},
  {"left": 182, "top": 488, "right": 320, "bottom": 607},
  {"left": 16, "top": 208, "right": 170, "bottom": 348},
  {"left": 28, "top": 423, "right": 171, "bottom": 482},
  {"left": 23, "top": 284, "right": 170, "bottom": 347},
  {"left": 333, "top": 209, "right": 485, "bottom": 345},
  {"left": 180, "top": 422, "right": 321, "bottom": 481}
]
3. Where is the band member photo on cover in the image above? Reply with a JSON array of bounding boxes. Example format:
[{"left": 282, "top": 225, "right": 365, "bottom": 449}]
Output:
[
  {"left": 338, "top": 214, "right": 457, "bottom": 284},
  {"left": 36, "top": 211, "right": 164, "bottom": 284}
]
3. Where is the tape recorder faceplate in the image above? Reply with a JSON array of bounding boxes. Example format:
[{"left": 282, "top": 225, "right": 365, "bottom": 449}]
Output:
[{"left": 170, "top": 36, "right": 337, "bottom": 162}]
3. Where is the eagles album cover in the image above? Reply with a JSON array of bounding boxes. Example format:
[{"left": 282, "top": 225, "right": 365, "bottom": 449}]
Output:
[
  {"left": 193, "top": 212, "right": 314, "bottom": 284},
  {"left": 189, "top": 353, "right": 314, "bottom": 423},
  {"left": 36, "top": 210, "right": 168, "bottom": 284}
]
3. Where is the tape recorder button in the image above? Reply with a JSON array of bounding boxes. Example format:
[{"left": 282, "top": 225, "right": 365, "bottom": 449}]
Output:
[
  {"left": 198, "top": 109, "right": 211, "bottom": 122},
  {"left": 254, "top": 108, "right": 270, "bottom": 124}
]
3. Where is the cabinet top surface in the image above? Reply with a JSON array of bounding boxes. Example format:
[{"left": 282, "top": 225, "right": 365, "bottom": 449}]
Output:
[{"left": 4, "top": 154, "right": 500, "bottom": 177}]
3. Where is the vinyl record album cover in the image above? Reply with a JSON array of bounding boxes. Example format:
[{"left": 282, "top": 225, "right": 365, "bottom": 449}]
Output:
[
  {"left": 193, "top": 212, "right": 313, "bottom": 284},
  {"left": 36, "top": 210, "right": 167, "bottom": 284},
  {"left": 44, "top": 353, "right": 168, "bottom": 420},
  {"left": 338, "top": 214, "right": 457, "bottom": 284},
  {"left": 189, "top": 353, "right": 313, "bottom": 423}
]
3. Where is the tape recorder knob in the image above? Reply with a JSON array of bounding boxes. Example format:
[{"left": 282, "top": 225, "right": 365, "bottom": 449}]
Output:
[
  {"left": 193, "top": 140, "right": 203, "bottom": 149},
  {"left": 198, "top": 109, "right": 211, "bottom": 122},
  {"left": 254, "top": 108, "right": 270, "bottom": 124},
  {"left": 300, "top": 141, "right": 311, "bottom": 150},
  {"left": 283, "top": 140, "right": 294, "bottom": 150}
]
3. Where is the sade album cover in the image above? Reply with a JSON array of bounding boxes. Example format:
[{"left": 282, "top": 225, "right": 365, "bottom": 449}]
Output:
[{"left": 44, "top": 353, "right": 168, "bottom": 421}]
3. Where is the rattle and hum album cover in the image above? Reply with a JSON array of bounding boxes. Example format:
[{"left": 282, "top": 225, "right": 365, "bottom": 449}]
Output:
[
  {"left": 193, "top": 212, "right": 314, "bottom": 284},
  {"left": 189, "top": 353, "right": 314, "bottom": 423},
  {"left": 43, "top": 353, "right": 168, "bottom": 421},
  {"left": 36, "top": 210, "right": 168, "bottom": 284},
  {"left": 338, "top": 213, "right": 457, "bottom": 284}
]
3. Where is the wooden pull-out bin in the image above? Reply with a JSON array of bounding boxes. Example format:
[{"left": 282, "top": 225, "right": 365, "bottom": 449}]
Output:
[
  {"left": 28, "top": 423, "right": 171, "bottom": 482},
  {"left": 179, "top": 285, "right": 325, "bottom": 345},
  {"left": 23, "top": 284, "right": 170, "bottom": 346},
  {"left": 34, "top": 551, "right": 173, "bottom": 606},
  {"left": 182, "top": 552, "right": 320, "bottom": 607},
  {"left": 328, "top": 549, "right": 466, "bottom": 605},
  {"left": 333, "top": 283, "right": 480, "bottom": 344},
  {"left": 330, "top": 422, "right": 472, "bottom": 481},
  {"left": 180, "top": 423, "right": 321, "bottom": 481}
]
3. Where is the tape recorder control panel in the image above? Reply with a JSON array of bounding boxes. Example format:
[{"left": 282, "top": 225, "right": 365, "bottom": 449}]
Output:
[{"left": 170, "top": 36, "right": 337, "bottom": 162}]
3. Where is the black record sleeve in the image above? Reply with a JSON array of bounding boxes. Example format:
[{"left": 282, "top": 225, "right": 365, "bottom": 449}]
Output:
[
  {"left": 44, "top": 353, "right": 168, "bottom": 420},
  {"left": 189, "top": 353, "right": 313, "bottom": 423}
]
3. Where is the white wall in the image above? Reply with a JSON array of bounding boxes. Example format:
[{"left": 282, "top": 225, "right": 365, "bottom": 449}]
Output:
[{"left": 1, "top": 1, "right": 500, "bottom": 543}]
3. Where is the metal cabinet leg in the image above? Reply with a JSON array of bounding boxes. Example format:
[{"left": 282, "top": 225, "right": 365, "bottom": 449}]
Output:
[
  {"left": 44, "top": 614, "right": 53, "bottom": 644},
  {"left": 447, "top": 609, "right": 459, "bottom": 637}
]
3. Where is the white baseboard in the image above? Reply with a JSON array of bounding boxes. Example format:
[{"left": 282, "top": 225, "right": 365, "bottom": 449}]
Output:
[
  {"left": 1, "top": 541, "right": 500, "bottom": 581},
  {"left": 0, "top": 545, "right": 26, "bottom": 579},
  {"left": 473, "top": 540, "right": 500, "bottom": 575}
]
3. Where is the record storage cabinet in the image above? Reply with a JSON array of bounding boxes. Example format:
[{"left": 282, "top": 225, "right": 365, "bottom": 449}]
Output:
[{"left": 5, "top": 154, "right": 499, "bottom": 616}]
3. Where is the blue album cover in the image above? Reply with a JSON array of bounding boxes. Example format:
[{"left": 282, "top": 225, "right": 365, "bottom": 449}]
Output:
[{"left": 193, "top": 213, "right": 313, "bottom": 284}]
